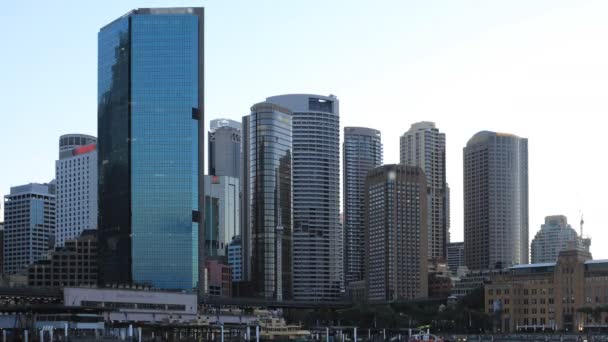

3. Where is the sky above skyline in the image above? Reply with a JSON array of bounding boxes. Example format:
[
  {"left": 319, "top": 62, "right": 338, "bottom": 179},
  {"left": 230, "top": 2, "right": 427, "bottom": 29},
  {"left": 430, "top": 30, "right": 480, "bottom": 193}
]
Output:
[{"left": 1, "top": 1, "right": 607, "bottom": 257}]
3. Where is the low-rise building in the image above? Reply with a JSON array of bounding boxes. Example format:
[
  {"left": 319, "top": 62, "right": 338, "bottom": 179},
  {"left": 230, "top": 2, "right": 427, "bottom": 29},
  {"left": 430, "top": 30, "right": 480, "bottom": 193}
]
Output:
[
  {"left": 206, "top": 257, "right": 232, "bottom": 297},
  {"left": 64, "top": 287, "right": 197, "bottom": 324},
  {"left": 485, "top": 247, "right": 608, "bottom": 333},
  {"left": 452, "top": 269, "right": 502, "bottom": 298},
  {"left": 28, "top": 230, "right": 97, "bottom": 287},
  {"left": 428, "top": 260, "right": 453, "bottom": 299}
]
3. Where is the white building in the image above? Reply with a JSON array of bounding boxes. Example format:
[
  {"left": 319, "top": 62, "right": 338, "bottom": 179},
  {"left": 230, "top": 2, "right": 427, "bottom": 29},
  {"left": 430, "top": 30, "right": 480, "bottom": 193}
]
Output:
[
  {"left": 531, "top": 215, "right": 590, "bottom": 263},
  {"left": 55, "top": 134, "right": 97, "bottom": 247},
  {"left": 204, "top": 175, "right": 240, "bottom": 256},
  {"left": 3, "top": 183, "right": 56, "bottom": 274},
  {"left": 64, "top": 287, "right": 197, "bottom": 323}
]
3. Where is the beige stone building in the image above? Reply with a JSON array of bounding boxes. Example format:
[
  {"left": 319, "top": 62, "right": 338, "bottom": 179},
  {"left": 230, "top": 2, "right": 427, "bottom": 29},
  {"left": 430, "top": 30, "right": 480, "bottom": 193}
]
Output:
[{"left": 485, "top": 247, "right": 608, "bottom": 333}]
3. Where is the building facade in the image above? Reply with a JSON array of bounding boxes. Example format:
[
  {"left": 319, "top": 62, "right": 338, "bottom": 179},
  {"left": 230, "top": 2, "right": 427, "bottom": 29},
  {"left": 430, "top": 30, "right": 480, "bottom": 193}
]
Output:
[
  {"left": 400, "top": 122, "right": 449, "bottom": 260},
  {"left": 428, "top": 259, "right": 453, "bottom": 299},
  {"left": 227, "top": 236, "right": 242, "bottom": 282},
  {"left": 485, "top": 248, "right": 608, "bottom": 333},
  {"left": 3, "top": 183, "right": 56, "bottom": 274},
  {"left": 365, "top": 164, "right": 428, "bottom": 302},
  {"left": 266, "top": 94, "right": 342, "bottom": 301},
  {"left": 55, "top": 134, "right": 97, "bottom": 247},
  {"left": 203, "top": 176, "right": 240, "bottom": 256},
  {"left": 208, "top": 119, "right": 241, "bottom": 178},
  {"left": 0, "top": 223, "right": 4, "bottom": 274},
  {"left": 464, "top": 131, "right": 529, "bottom": 270},
  {"left": 206, "top": 257, "right": 232, "bottom": 297},
  {"left": 97, "top": 7, "right": 204, "bottom": 290},
  {"left": 531, "top": 215, "right": 590, "bottom": 264},
  {"left": 343, "top": 127, "right": 383, "bottom": 286},
  {"left": 64, "top": 287, "right": 197, "bottom": 323},
  {"left": 447, "top": 242, "right": 465, "bottom": 275},
  {"left": 242, "top": 103, "right": 292, "bottom": 300},
  {"left": 28, "top": 230, "right": 97, "bottom": 287}
]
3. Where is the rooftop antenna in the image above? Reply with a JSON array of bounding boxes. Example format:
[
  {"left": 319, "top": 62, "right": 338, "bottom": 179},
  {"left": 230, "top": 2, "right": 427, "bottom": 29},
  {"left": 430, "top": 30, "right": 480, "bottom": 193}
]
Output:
[{"left": 580, "top": 213, "right": 584, "bottom": 237}]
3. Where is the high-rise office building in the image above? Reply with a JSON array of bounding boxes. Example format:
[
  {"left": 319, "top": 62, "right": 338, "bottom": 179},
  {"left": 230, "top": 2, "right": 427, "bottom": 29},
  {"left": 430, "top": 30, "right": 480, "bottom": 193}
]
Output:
[
  {"left": 464, "top": 131, "right": 528, "bottom": 270},
  {"left": 3, "top": 183, "right": 56, "bottom": 274},
  {"left": 55, "top": 134, "right": 97, "bottom": 247},
  {"left": 208, "top": 119, "right": 241, "bottom": 178},
  {"left": 447, "top": 242, "right": 465, "bottom": 274},
  {"left": 400, "top": 122, "right": 448, "bottom": 260},
  {"left": 97, "top": 7, "right": 204, "bottom": 290},
  {"left": 203, "top": 175, "right": 240, "bottom": 256},
  {"left": 531, "top": 215, "right": 590, "bottom": 263},
  {"left": 242, "top": 103, "right": 292, "bottom": 300},
  {"left": 343, "top": 127, "right": 383, "bottom": 286},
  {"left": 265, "top": 94, "right": 342, "bottom": 301},
  {"left": 365, "top": 164, "right": 428, "bottom": 301}
]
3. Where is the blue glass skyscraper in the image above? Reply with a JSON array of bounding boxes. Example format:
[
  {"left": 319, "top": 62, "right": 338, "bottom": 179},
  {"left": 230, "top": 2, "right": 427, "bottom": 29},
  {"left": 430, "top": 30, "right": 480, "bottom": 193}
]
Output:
[{"left": 97, "top": 8, "right": 204, "bottom": 290}]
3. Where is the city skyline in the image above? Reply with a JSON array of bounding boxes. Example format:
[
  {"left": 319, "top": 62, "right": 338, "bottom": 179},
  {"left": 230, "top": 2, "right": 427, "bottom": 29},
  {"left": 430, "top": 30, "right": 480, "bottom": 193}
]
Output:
[{"left": 2, "top": 0, "right": 608, "bottom": 259}]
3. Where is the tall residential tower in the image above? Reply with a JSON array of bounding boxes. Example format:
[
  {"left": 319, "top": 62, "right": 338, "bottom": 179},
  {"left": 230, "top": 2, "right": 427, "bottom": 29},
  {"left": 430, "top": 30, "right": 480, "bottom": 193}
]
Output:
[
  {"left": 266, "top": 94, "right": 342, "bottom": 301},
  {"left": 400, "top": 122, "right": 448, "bottom": 260},
  {"left": 463, "top": 131, "right": 528, "bottom": 270},
  {"left": 343, "top": 127, "right": 382, "bottom": 286},
  {"left": 97, "top": 7, "right": 204, "bottom": 290},
  {"left": 531, "top": 215, "right": 590, "bottom": 263}
]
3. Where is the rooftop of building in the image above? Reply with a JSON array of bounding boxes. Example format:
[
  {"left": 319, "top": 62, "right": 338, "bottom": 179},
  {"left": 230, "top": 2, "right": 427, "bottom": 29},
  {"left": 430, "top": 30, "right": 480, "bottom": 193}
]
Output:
[
  {"left": 344, "top": 126, "right": 381, "bottom": 136},
  {"left": 466, "top": 130, "right": 526, "bottom": 147},
  {"left": 7, "top": 183, "right": 55, "bottom": 196},
  {"left": 511, "top": 262, "right": 556, "bottom": 269},
  {"left": 101, "top": 7, "right": 204, "bottom": 31}
]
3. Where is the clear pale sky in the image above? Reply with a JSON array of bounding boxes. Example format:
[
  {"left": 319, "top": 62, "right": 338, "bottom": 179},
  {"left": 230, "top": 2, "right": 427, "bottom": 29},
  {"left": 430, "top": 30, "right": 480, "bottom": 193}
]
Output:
[{"left": 1, "top": 1, "right": 607, "bottom": 258}]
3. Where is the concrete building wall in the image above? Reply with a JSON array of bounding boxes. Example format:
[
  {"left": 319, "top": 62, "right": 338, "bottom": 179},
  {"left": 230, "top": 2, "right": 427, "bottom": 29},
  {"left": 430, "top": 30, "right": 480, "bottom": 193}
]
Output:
[
  {"left": 56, "top": 134, "right": 97, "bottom": 247},
  {"left": 400, "top": 122, "right": 448, "bottom": 260},
  {"left": 365, "top": 164, "right": 428, "bottom": 301},
  {"left": 464, "top": 131, "right": 528, "bottom": 270},
  {"left": 3, "top": 183, "right": 56, "bottom": 274}
]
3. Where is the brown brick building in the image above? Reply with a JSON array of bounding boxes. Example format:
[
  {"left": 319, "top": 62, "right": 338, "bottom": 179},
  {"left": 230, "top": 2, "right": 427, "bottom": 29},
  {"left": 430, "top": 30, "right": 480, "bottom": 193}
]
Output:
[
  {"left": 365, "top": 164, "right": 428, "bottom": 302},
  {"left": 485, "top": 247, "right": 608, "bottom": 333}
]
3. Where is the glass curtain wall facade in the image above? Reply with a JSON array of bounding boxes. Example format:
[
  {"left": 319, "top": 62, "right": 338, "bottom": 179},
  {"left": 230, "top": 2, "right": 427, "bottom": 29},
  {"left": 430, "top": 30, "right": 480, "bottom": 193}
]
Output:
[
  {"left": 98, "top": 8, "right": 204, "bottom": 290},
  {"left": 242, "top": 103, "right": 292, "bottom": 300},
  {"left": 266, "top": 94, "right": 342, "bottom": 302},
  {"left": 464, "top": 131, "right": 528, "bottom": 271},
  {"left": 343, "top": 127, "right": 383, "bottom": 286}
]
